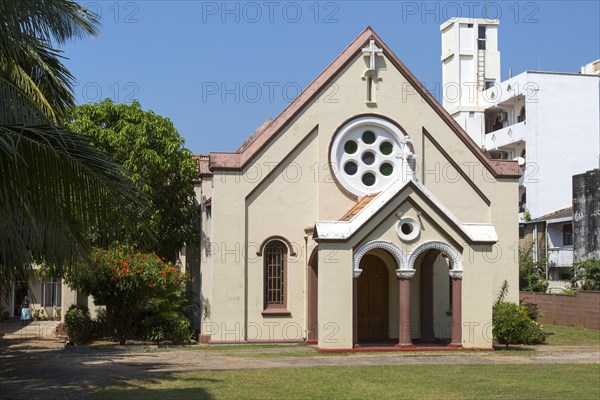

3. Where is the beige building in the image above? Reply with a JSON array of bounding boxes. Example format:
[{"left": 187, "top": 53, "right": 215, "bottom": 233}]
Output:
[{"left": 183, "top": 27, "right": 521, "bottom": 351}]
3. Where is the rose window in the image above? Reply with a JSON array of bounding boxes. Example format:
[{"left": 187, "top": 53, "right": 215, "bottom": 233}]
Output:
[{"left": 331, "top": 116, "right": 414, "bottom": 196}]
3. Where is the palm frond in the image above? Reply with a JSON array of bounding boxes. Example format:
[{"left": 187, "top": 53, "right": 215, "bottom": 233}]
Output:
[{"left": 0, "top": 0, "right": 100, "bottom": 122}]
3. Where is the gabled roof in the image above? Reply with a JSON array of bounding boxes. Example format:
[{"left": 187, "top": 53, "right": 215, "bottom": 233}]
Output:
[
  {"left": 314, "top": 178, "right": 498, "bottom": 244},
  {"left": 208, "top": 27, "right": 521, "bottom": 178}
]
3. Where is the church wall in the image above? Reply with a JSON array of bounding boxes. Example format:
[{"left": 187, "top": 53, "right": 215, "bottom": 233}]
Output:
[
  {"left": 244, "top": 132, "right": 319, "bottom": 341},
  {"left": 204, "top": 41, "right": 518, "bottom": 347},
  {"left": 317, "top": 244, "right": 353, "bottom": 349}
]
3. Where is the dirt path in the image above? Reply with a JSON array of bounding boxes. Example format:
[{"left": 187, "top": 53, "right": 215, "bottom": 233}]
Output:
[{"left": 1, "top": 344, "right": 598, "bottom": 400}]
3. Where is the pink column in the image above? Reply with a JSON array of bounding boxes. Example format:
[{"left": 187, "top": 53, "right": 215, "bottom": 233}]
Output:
[
  {"left": 450, "top": 276, "right": 462, "bottom": 347},
  {"left": 397, "top": 269, "right": 415, "bottom": 347}
]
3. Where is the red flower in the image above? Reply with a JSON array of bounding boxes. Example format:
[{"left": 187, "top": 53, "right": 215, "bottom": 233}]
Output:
[
  {"left": 121, "top": 268, "right": 127, "bottom": 274},
  {"left": 136, "top": 269, "right": 141, "bottom": 273},
  {"left": 169, "top": 267, "right": 175, "bottom": 272},
  {"left": 113, "top": 273, "right": 119, "bottom": 278},
  {"left": 161, "top": 257, "right": 165, "bottom": 261},
  {"left": 122, "top": 261, "right": 129, "bottom": 267},
  {"left": 161, "top": 271, "right": 166, "bottom": 275}
]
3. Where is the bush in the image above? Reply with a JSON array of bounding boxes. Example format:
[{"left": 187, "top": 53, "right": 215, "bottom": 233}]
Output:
[
  {"left": 91, "top": 308, "right": 109, "bottom": 339},
  {"left": 519, "top": 245, "right": 549, "bottom": 292},
  {"left": 571, "top": 259, "right": 600, "bottom": 291},
  {"left": 143, "top": 292, "right": 193, "bottom": 345},
  {"left": 65, "top": 246, "right": 191, "bottom": 344},
  {"left": 64, "top": 305, "right": 92, "bottom": 345},
  {"left": 493, "top": 281, "right": 546, "bottom": 348}
]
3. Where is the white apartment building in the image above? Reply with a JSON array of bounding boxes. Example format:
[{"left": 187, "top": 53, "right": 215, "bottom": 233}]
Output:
[{"left": 441, "top": 19, "right": 600, "bottom": 221}]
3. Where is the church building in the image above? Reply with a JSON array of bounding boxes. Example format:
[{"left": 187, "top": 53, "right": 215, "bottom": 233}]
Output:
[{"left": 184, "top": 27, "right": 521, "bottom": 351}]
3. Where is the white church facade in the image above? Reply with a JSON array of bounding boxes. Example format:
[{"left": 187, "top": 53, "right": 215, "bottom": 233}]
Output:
[{"left": 183, "top": 27, "right": 523, "bottom": 351}]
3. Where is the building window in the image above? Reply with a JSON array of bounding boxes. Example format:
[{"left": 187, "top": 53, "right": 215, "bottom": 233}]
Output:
[
  {"left": 484, "top": 80, "right": 495, "bottom": 90},
  {"left": 331, "top": 116, "right": 411, "bottom": 196},
  {"left": 264, "top": 241, "right": 287, "bottom": 310},
  {"left": 41, "top": 277, "right": 61, "bottom": 307},
  {"left": 562, "top": 223, "right": 573, "bottom": 246},
  {"left": 477, "top": 26, "right": 486, "bottom": 50},
  {"left": 478, "top": 26, "right": 486, "bottom": 39}
]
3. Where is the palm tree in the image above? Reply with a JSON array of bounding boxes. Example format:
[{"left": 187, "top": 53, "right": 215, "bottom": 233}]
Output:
[
  {"left": 0, "top": 0, "right": 99, "bottom": 124},
  {"left": 0, "top": 1, "right": 151, "bottom": 298}
]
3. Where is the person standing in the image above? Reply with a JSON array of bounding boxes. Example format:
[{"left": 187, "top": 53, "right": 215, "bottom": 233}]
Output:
[{"left": 20, "top": 296, "right": 31, "bottom": 326}]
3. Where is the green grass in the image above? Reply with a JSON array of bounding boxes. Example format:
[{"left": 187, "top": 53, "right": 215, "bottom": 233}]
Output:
[
  {"left": 179, "top": 344, "right": 306, "bottom": 351},
  {"left": 544, "top": 324, "right": 600, "bottom": 346},
  {"left": 94, "top": 364, "right": 600, "bottom": 399}
]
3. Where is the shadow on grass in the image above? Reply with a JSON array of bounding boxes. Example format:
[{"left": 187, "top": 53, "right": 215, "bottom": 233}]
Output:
[
  {"left": 0, "top": 346, "right": 216, "bottom": 400},
  {"left": 93, "top": 375, "right": 219, "bottom": 400}
]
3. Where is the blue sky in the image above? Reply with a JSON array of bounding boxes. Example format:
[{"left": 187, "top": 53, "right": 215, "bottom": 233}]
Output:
[{"left": 63, "top": 1, "right": 600, "bottom": 155}]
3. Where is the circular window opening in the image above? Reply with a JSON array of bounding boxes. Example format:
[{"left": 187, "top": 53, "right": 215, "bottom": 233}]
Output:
[
  {"left": 362, "top": 151, "right": 375, "bottom": 165},
  {"left": 362, "top": 172, "right": 376, "bottom": 187},
  {"left": 396, "top": 217, "right": 420, "bottom": 241},
  {"left": 344, "top": 161, "right": 358, "bottom": 176},
  {"left": 380, "top": 162, "right": 393, "bottom": 176},
  {"left": 344, "top": 140, "right": 358, "bottom": 154},
  {"left": 362, "top": 130, "right": 376, "bottom": 145},
  {"left": 380, "top": 141, "right": 393, "bottom": 155}
]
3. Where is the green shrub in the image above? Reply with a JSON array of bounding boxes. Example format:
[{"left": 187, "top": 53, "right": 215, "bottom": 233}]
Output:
[
  {"left": 91, "top": 308, "right": 109, "bottom": 338},
  {"left": 64, "top": 305, "right": 92, "bottom": 345},
  {"left": 65, "top": 246, "right": 191, "bottom": 344},
  {"left": 493, "top": 281, "right": 546, "bottom": 348},
  {"left": 571, "top": 259, "right": 600, "bottom": 291},
  {"left": 519, "top": 245, "right": 549, "bottom": 292},
  {"left": 143, "top": 292, "right": 193, "bottom": 345}
]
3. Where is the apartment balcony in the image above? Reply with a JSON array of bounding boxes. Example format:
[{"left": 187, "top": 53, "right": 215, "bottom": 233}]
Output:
[
  {"left": 548, "top": 248, "right": 574, "bottom": 268},
  {"left": 484, "top": 121, "right": 526, "bottom": 150}
]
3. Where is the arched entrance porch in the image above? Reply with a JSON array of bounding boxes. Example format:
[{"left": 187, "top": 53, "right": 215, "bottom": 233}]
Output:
[
  {"left": 352, "top": 241, "right": 404, "bottom": 346},
  {"left": 398, "top": 241, "right": 463, "bottom": 347}
]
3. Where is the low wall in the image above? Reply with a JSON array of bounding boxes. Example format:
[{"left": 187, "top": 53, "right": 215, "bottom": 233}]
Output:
[{"left": 519, "top": 291, "right": 600, "bottom": 331}]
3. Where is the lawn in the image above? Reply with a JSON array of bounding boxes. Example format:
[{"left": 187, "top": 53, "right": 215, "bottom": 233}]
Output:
[
  {"left": 95, "top": 364, "right": 600, "bottom": 399},
  {"left": 544, "top": 324, "right": 600, "bottom": 346}
]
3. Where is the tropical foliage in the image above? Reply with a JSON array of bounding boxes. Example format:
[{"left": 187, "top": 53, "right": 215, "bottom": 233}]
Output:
[
  {"left": 519, "top": 245, "right": 549, "bottom": 292},
  {"left": 492, "top": 281, "right": 546, "bottom": 348},
  {"left": 65, "top": 246, "right": 191, "bottom": 344},
  {"left": 67, "top": 99, "right": 199, "bottom": 258},
  {"left": 0, "top": 1, "right": 150, "bottom": 298},
  {"left": 0, "top": 0, "right": 99, "bottom": 124},
  {"left": 571, "top": 258, "right": 600, "bottom": 291}
]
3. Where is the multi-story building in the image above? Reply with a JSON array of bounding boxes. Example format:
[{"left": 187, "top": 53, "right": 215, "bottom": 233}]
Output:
[{"left": 441, "top": 19, "right": 600, "bottom": 221}]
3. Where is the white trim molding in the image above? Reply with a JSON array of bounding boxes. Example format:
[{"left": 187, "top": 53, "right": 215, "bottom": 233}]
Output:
[
  {"left": 315, "top": 179, "right": 497, "bottom": 243},
  {"left": 396, "top": 268, "right": 416, "bottom": 279},
  {"left": 353, "top": 240, "right": 406, "bottom": 278},
  {"left": 407, "top": 240, "right": 464, "bottom": 276}
]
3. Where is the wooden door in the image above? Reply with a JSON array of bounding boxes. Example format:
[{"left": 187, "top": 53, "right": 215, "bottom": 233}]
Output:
[{"left": 357, "top": 255, "right": 388, "bottom": 341}]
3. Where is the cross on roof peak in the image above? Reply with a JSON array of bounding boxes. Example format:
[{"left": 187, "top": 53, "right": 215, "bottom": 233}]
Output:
[{"left": 362, "top": 39, "right": 383, "bottom": 72}]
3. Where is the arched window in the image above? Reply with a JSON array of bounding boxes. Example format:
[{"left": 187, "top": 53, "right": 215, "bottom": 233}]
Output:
[{"left": 264, "top": 241, "right": 287, "bottom": 311}]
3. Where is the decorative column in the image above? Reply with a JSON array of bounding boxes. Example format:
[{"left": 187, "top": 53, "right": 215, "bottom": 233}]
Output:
[
  {"left": 449, "top": 269, "right": 463, "bottom": 347},
  {"left": 396, "top": 268, "right": 416, "bottom": 347}
]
